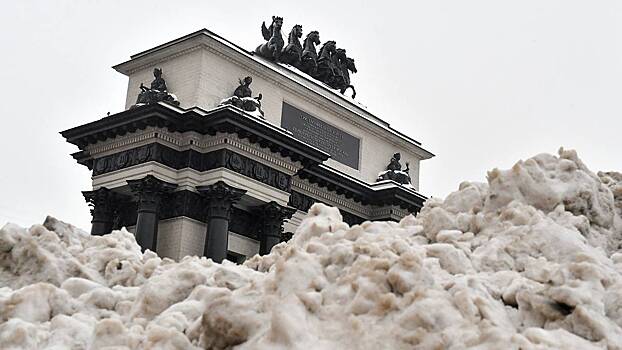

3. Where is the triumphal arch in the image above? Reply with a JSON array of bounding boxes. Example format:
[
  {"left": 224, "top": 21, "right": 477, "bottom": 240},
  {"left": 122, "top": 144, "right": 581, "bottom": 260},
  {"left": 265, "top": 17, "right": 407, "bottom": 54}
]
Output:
[{"left": 61, "top": 18, "right": 434, "bottom": 262}]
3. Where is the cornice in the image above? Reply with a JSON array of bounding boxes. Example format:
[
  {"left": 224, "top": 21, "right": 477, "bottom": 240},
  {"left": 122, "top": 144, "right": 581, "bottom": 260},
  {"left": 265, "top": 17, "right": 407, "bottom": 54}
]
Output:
[{"left": 291, "top": 178, "right": 371, "bottom": 218}]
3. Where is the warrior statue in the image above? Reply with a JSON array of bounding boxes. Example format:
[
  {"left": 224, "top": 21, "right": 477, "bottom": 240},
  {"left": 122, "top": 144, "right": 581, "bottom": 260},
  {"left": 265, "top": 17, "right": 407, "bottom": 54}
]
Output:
[
  {"left": 133, "top": 68, "right": 180, "bottom": 107},
  {"left": 255, "top": 16, "right": 284, "bottom": 61},
  {"left": 280, "top": 24, "right": 303, "bottom": 67},
  {"left": 299, "top": 31, "right": 321, "bottom": 75},
  {"left": 220, "top": 76, "right": 264, "bottom": 117},
  {"left": 377, "top": 153, "right": 412, "bottom": 185}
]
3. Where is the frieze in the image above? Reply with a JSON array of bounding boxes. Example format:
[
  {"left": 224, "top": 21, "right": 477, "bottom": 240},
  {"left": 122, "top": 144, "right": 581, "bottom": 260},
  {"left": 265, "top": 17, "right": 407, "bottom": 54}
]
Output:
[
  {"left": 92, "top": 144, "right": 291, "bottom": 192},
  {"left": 86, "top": 129, "right": 301, "bottom": 174}
]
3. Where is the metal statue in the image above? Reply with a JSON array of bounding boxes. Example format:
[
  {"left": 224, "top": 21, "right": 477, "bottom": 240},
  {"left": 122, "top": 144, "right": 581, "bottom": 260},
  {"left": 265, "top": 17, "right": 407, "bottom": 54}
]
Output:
[
  {"left": 314, "top": 40, "right": 338, "bottom": 84},
  {"left": 335, "top": 48, "right": 357, "bottom": 98},
  {"left": 299, "top": 31, "right": 321, "bottom": 75},
  {"left": 233, "top": 76, "right": 254, "bottom": 98},
  {"left": 133, "top": 68, "right": 180, "bottom": 107},
  {"left": 252, "top": 17, "right": 358, "bottom": 98},
  {"left": 280, "top": 24, "right": 303, "bottom": 67},
  {"left": 377, "top": 153, "right": 412, "bottom": 185},
  {"left": 255, "top": 16, "right": 284, "bottom": 61},
  {"left": 220, "top": 76, "right": 264, "bottom": 117}
]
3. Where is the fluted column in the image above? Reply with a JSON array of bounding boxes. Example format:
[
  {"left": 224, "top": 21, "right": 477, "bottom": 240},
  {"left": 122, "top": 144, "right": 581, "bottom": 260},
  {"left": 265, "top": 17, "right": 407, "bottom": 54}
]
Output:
[
  {"left": 83, "top": 187, "right": 116, "bottom": 236},
  {"left": 127, "top": 175, "right": 177, "bottom": 252},
  {"left": 258, "top": 201, "right": 296, "bottom": 255},
  {"left": 197, "top": 181, "right": 246, "bottom": 263}
]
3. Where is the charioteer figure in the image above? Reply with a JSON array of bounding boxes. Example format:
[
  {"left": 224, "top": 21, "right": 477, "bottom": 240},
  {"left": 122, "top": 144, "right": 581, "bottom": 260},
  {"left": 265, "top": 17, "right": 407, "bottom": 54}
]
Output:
[
  {"left": 220, "top": 76, "right": 264, "bottom": 117},
  {"left": 133, "top": 68, "right": 179, "bottom": 107},
  {"left": 377, "top": 153, "right": 412, "bottom": 185}
]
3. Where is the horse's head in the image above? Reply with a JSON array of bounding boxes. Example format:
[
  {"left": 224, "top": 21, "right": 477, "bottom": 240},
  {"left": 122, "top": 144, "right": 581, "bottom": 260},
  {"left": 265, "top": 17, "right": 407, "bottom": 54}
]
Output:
[
  {"left": 335, "top": 48, "right": 347, "bottom": 59},
  {"left": 346, "top": 57, "right": 357, "bottom": 73},
  {"left": 290, "top": 24, "right": 303, "bottom": 39},
  {"left": 320, "top": 41, "right": 336, "bottom": 56},
  {"left": 306, "top": 31, "right": 320, "bottom": 45},
  {"left": 271, "top": 16, "right": 283, "bottom": 30}
]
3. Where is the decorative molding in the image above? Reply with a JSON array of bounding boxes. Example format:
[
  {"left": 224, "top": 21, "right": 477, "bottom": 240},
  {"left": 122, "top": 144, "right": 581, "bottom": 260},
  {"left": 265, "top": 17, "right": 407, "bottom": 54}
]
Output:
[
  {"left": 288, "top": 191, "right": 365, "bottom": 226},
  {"left": 92, "top": 145, "right": 292, "bottom": 193},
  {"left": 85, "top": 129, "right": 302, "bottom": 175},
  {"left": 124, "top": 45, "right": 204, "bottom": 75},
  {"left": 291, "top": 177, "right": 370, "bottom": 217},
  {"left": 370, "top": 205, "right": 410, "bottom": 221}
]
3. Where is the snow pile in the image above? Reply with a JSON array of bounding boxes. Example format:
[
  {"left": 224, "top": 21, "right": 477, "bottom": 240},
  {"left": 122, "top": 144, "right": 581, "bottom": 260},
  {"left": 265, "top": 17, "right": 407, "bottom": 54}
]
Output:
[{"left": 1, "top": 148, "right": 622, "bottom": 349}]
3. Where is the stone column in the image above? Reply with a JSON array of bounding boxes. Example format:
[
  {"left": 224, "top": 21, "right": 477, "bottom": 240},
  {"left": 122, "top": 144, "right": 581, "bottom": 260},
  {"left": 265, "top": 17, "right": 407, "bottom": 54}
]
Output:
[
  {"left": 197, "top": 181, "right": 246, "bottom": 263},
  {"left": 127, "top": 175, "right": 177, "bottom": 252},
  {"left": 258, "top": 201, "right": 296, "bottom": 255},
  {"left": 83, "top": 187, "right": 116, "bottom": 236}
]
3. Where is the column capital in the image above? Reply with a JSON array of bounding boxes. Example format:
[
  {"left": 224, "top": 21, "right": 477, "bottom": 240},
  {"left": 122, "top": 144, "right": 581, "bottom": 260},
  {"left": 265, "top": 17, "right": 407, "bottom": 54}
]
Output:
[
  {"left": 197, "top": 181, "right": 246, "bottom": 219},
  {"left": 258, "top": 201, "right": 296, "bottom": 254},
  {"left": 83, "top": 187, "right": 113, "bottom": 211},
  {"left": 260, "top": 201, "right": 296, "bottom": 224},
  {"left": 128, "top": 175, "right": 177, "bottom": 212},
  {"left": 83, "top": 187, "right": 118, "bottom": 236}
]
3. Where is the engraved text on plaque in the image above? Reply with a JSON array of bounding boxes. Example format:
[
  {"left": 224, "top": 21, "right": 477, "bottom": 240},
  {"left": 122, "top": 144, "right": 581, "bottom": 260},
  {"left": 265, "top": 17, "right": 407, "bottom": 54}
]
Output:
[{"left": 281, "top": 103, "right": 360, "bottom": 169}]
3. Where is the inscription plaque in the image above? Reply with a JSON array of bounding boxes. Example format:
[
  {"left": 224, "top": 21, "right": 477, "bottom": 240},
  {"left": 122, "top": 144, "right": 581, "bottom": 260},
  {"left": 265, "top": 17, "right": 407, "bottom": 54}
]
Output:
[{"left": 281, "top": 103, "right": 360, "bottom": 169}]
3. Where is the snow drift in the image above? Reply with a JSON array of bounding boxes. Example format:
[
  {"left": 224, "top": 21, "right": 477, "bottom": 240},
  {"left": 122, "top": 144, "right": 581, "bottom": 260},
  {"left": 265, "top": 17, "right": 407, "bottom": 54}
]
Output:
[{"left": 1, "top": 148, "right": 622, "bottom": 349}]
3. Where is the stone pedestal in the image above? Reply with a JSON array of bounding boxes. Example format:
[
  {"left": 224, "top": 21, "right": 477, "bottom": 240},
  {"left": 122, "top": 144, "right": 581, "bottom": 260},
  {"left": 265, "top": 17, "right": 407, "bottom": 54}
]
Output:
[
  {"left": 128, "top": 175, "right": 177, "bottom": 252},
  {"left": 258, "top": 201, "right": 296, "bottom": 255},
  {"left": 83, "top": 187, "right": 116, "bottom": 236},
  {"left": 197, "top": 181, "right": 246, "bottom": 263}
]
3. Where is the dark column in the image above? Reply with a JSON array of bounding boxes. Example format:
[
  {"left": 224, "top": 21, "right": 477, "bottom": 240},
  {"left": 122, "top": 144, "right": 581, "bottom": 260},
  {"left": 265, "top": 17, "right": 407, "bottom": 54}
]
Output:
[
  {"left": 258, "top": 201, "right": 296, "bottom": 255},
  {"left": 83, "top": 187, "right": 116, "bottom": 236},
  {"left": 197, "top": 181, "right": 246, "bottom": 263},
  {"left": 127, "top": 175, "right": 177, "bottom": 252}
]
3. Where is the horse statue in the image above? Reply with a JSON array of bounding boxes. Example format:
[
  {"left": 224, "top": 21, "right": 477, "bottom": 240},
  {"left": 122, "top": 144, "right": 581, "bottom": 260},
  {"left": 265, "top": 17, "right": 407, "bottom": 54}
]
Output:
[
  {"left": 255, "top": 16, "right": 284, "bottom": 61},
  {"left": 314, "top": 40, "right": 338, "bottom": 84},
  {"left": 280, "top": 24, "right": 303, "bottom": 67},
  {"left": 335, "top": 49, "right": 357, "bottom": 98},
  {"left": 299, "top": 31, "right": 320, "bottom": 75}
]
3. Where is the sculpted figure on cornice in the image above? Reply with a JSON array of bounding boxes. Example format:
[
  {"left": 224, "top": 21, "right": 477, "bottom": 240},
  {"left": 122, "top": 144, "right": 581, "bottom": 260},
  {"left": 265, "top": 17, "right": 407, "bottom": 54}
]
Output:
[
  {"left": 132, "top": 68, "right": 180, "bottom": 108},
  {"left": 220, "top": 76, "right": 264, "bottom": 117},
  {"left": 377, "top": 152, "right": 412, "bottom": 185},
  {"left": 256, "top": 16, "right": 284, "bottom": 61}
]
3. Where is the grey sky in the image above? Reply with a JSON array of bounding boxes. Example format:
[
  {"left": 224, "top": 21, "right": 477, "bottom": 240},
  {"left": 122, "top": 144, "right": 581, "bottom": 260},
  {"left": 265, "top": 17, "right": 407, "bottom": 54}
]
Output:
[{"left": 1, "top": 0, "right": 621, "bottom": 229}]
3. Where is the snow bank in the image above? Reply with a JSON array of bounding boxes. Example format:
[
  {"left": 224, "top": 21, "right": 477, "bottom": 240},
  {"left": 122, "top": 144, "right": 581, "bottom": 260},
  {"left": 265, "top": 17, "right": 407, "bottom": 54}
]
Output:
[{"left": 1, "top": 148, "right": 622, "bottom": 349}]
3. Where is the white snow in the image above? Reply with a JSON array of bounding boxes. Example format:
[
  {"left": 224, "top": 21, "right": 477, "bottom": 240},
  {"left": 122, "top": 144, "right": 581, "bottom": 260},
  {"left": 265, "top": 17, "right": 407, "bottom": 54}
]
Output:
[{"left": 1, "top": 148, "right": 622, "bottom": 349}]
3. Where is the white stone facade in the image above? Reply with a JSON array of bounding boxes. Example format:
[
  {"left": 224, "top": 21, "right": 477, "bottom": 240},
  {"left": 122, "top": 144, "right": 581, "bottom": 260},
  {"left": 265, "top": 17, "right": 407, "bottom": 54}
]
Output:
[{"left": 113, "top": 30, "right": 433, "bottom": 189}]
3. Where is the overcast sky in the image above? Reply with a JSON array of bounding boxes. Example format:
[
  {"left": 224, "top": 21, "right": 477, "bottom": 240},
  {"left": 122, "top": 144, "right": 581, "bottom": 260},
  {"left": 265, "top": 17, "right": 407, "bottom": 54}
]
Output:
[{"left": 1, "top": 0, "right": 621, "bottom": 229}]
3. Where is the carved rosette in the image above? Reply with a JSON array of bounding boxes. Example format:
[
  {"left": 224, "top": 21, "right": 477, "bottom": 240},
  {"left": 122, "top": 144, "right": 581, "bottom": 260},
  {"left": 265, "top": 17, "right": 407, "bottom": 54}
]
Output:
[
  {"left": 127, "top": 175, "right": 178, "bottom": 213},
  {"left": 197, "top": 181, "right": 247, "bottom": 220},
  {"left": 259, "top": 201, "right": 296, "bottom": 240}
]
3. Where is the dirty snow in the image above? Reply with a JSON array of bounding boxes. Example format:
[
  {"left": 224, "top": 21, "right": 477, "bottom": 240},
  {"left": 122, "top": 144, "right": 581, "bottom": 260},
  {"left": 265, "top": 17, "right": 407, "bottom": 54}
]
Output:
[{"left": 1, "top": 148, "right": 622, "bottom": 349}]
